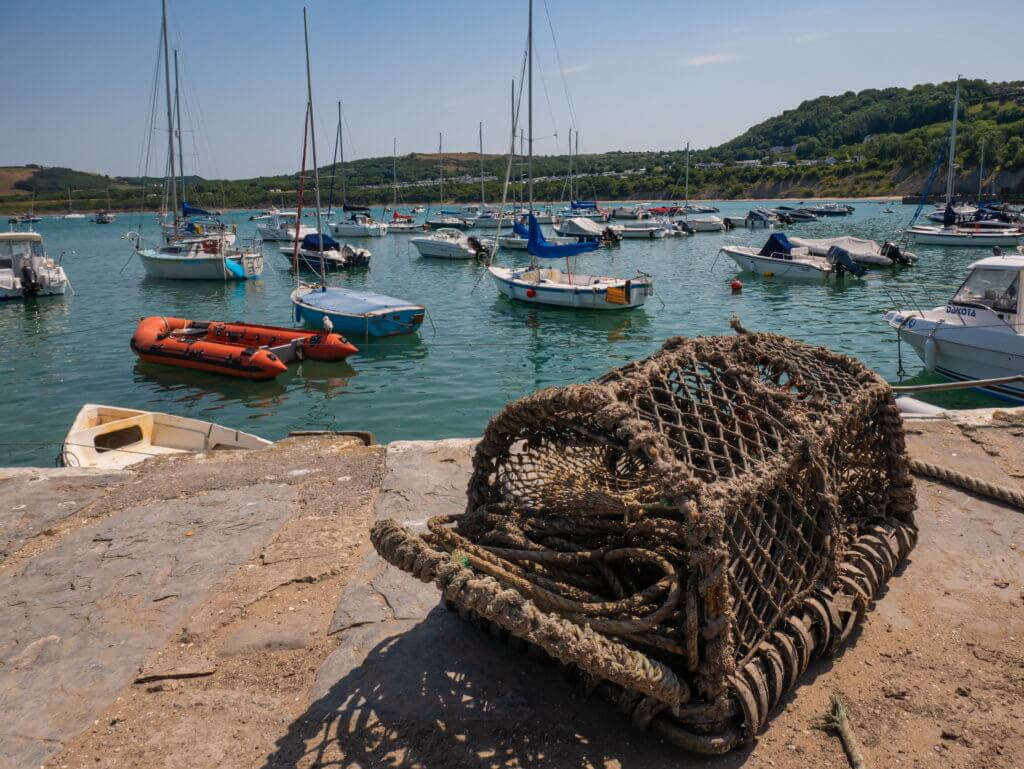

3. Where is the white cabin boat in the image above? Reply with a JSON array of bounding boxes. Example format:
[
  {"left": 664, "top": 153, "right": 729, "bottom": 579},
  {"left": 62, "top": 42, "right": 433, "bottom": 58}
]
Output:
[
  {"left": 687, "top": 215, "right": 725, "bottom": 232},
  {"left": 906, "top": 225, "right": 1023, "bottom": 247},
  {"left": 0, "top": 231, "right": 70, "bottom": 300},
  {"left": 410, "top": 228, "right": 493, "bottom": 259},
  {"left": 59, "top": 404, "right": 271, "bottom": 469},
  {"left": 884, "top": 251, "right": 1024, "bottom": 401},
  {"left": 129, "top": 233, "right": 263, "bottom": 280},
  {"left": 257, "top": 211, "right": 315, "bottom": 241},
  {"left": 329, "top": 212, "right": 388, "bottom": 237}
]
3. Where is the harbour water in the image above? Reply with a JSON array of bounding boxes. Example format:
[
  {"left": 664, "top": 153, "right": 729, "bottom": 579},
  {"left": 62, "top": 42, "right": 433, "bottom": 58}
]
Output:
[{"left": 0, "top": 201, "right": 997, "bottom": 466}]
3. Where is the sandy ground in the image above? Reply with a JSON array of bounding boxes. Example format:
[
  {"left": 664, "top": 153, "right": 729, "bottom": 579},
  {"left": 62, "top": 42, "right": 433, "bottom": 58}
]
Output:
[{"left": 1, "top": 415, "right": 1021, "bottom": 769}]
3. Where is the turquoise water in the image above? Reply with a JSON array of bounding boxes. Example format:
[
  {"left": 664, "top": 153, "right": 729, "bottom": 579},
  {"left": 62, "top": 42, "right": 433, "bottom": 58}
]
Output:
[{"left": 0, "top": 202, "right": 1000, "bottom": 466}]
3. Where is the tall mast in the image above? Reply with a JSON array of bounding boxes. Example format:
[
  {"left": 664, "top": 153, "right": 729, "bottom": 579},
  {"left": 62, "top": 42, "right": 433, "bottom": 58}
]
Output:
[
  {"left": 161, "top": 0, "right": 177, "bottom": 219},
  {"left": 439, "top": 132, "right": 443, "bottom": 204},
  {"left": 510, "top": 80, "right": 516, "bottom": 204},
  {"left": 944, "top": 76, "right": 961, "bottom": 206},
  {"left": 173, "top": 49, "right": 186, "bottom": 211},
  {"left": 684, "top": 141, "right": 690, "bottom": 210},
  {"left": 977, "top": 139, "right": 985, "bottom": 204},
  {"left": 325, "top": 101, "right": 340, "bottom": 216},
  {"left": 519, "top": 129, "right": 525, "bottom": 203},
  {"left": 392, "top": 137, "right": 398, "bottom": 210},
  {"left": 479, "top": 122, "right": 485, "bottom": 207},
  {"left": 574, "top": 131, "right": 580, "bottom": 201},
  {"left": 527, "top": 0, "right": 533, "bottom": 214},
  {"left": 567, "top": 129, "right": 573, "bottom": 201},
  {"left": 339, "top": 102, "right": 346, "bottom": 207},
  {"left": 302, "top": 7, "right": 325, "bottom": 284}
]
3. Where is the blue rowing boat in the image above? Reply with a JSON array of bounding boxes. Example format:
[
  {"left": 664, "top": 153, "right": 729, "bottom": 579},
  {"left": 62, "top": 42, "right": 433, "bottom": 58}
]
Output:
[{"left": 291, "top": 285, "right": 425, "bottom": 338}]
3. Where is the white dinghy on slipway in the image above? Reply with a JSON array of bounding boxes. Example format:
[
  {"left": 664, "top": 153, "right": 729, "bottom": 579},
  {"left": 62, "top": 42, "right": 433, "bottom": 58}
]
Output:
[
  {"left": 60, "top": 404, "right": 271, "bottom": 470},
  {"left": 883, "top": 248, "right": 1024, "bottom": 401}
]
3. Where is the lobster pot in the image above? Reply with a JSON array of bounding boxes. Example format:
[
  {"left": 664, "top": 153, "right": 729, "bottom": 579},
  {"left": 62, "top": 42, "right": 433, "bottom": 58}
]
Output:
[{"left": 372, "top": 331, "right": 917, "bottom": 753}]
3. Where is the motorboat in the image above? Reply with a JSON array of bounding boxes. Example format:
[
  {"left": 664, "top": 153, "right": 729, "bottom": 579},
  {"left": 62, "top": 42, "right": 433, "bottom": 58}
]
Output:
[
  {"left": 686, "top": 215, "right": 725, "bottom": 232},
  {"left": 883, "top": 249, "right": 1024, "bottom": 401},
  {"left": 489, "top": 264, "right": 653, "bottom": 309},
  {"left": 425, "top": 213, "right": 473, "bottom": 231},
  {"left": 497, "top": 232, "right": 577, "bottom": 250},
  {"left": 292, "top": 284, "right": 425, "bottom": 337},
  {"left": 387, "top": 213, "right": 426, "bottom": 234},
  {"left": 724, "top": 209, "right": 775, "bottom": 229},
  {"left": 0, "top": 231, "right": 70, "bottom": 300},
  {"left": 59, "top": 404, "right": 272, "bottom": 470},
  {"left": 7, "top": 213, "right": 41, "bottom": 225},
  {"left": 906, "top": 225, "right": 1023, "bottom": 247},
  {"left": 681, "top": 204, "right": 719, "bottom": 214},
  {"left": 62, "top": 213, "right": 86, "bottom": 220},
  {"left": 719, "top": 233, "right": 866, "bottom": 281},
  {"left": 805, "top": 203, "right": 854, "bottom": 216},
  {"left": 257, "top": 211, "right": 315, "bottom": 241},
  {"left": 279, "top": 233, "right": 370, "bottom": 270},
  {"left": 93, "top": 211, "right": 116, "bottom": 224},
  {"left": 471, "top": 210, "right": 515, "bottom": 229},
  {"left": 128, "top": 232, "right": 263, "bottom": 280},
  {"left": 558, "top": 200, "right": 607, "bottom": 221},
  {"left": 787, "top": 235, "right": 917, "bottom": 266},
  {"left": 329, "top": 211, "right": 388, "bottom": 237},
  {"left": 771, "top": 206, "right": 818, "bottom": 222},
  {"left": 610, "top": 221, "right": 668, "bottom": 239},
  {"left": 130, "top": 316, "right": 358, "bottom": 380},
  {"left": 410, "top": 228, "right": 493, "bottom": 259},
  {"left": 610, "top": 205, "right": 648, "bottom": 220},
  {"left": 250, "top": 209, "right": 279, "bottom": 221}
]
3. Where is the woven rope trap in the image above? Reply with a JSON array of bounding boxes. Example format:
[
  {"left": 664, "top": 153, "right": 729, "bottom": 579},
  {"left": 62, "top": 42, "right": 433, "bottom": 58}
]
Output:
[{"left": 372, "top": 327, "right": 918, "bottom": 754}]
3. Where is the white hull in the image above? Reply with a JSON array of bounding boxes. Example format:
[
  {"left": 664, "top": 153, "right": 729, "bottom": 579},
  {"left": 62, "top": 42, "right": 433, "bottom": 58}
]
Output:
[
  {"left": 60, "top": 404, "right": 271, "bottom": 469},
  {"left": 257, "top": 224, "right": 316, "bottom": 241},
  {"left": 329, "top": 222, "right": 388, "bottom": 237},
  {"left": 410, "top": 240, "right": 481, "bottom": 259},
  {"left": 0, "top": 281, "right": 67, "bottom": 300},
  {"left": 488, "top": 266, "right": 651, "bottom": 309},
  {"left": 612, "top": 225, "right": 667, "bottom": 239},
  {"left": 687, "top": 216, "right": 725, "bottom": 232},
  {"left": 908, "top": 226, "right": 1023, "bottom": 247},
  {"left": 497, "top": 234, "right": 576, "bottom": 250},
  {"left": 137, "top": 249, "right": 263, "bottom": 280},
  {"left": 719, "top": 246, "right": 833, "bottom": 281}
]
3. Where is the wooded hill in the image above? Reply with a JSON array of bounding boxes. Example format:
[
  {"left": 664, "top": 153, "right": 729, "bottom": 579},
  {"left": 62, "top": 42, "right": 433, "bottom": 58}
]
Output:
[{"left": 4, "top": 78, "right": 1023, "bottom": 212}]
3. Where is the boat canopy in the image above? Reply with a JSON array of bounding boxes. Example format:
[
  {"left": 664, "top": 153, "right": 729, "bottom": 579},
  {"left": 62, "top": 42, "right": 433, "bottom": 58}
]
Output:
[
  {"left": 759, "top": 233, "right": 794, "bottom": 256},
  {"left": 300, "top": 233, "right": 340, "bottom": 251},
  {"left": 182, "top": 202, "right": 213, "bottom": 217},
  {"left": 298, "top": 286, "right": 422, "bottom": 315},
  {"left": 524, "top": 214, "right": 599, "bottom": 259}
]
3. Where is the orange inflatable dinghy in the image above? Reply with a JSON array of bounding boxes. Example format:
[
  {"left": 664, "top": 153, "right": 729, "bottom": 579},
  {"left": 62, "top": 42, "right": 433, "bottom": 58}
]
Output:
[{"left": 131, "top": 316, "right": 358, "bottom": 381}]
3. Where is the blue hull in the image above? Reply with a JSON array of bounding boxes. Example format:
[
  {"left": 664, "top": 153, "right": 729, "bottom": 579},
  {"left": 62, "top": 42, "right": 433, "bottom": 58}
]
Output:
[{"left": 293, "top": 301, "right": 424, "bottom": 338}]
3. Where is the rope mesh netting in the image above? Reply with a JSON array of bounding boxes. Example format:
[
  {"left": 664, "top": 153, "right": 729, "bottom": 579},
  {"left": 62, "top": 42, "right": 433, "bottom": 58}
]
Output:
[{"left": 372, "top": 328, "right": 917, "bottom": 752}]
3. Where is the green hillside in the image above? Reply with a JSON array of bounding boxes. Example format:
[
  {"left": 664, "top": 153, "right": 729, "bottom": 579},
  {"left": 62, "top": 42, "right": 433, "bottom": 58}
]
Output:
[{"left": 4, "top": 78, "right": 1024, "bottom": 213}]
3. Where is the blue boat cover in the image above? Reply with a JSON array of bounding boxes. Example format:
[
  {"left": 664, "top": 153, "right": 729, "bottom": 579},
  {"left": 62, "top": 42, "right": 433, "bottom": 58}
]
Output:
[
  {"left": 300, "top": 233, "right": 340, "bottom": 251},
  {"left": 526, "top": 215, "right": 599, "bottom": 259},
  {"left": 760, "top": 232, "right": 794, "bottom": 256},
  {"left": 182, "top": 202, "right": 213, "bottom": 217},
  {"left": 571, "top": 200, "right": 597, "bottom": 210},
  {"left": 297, "top": 286, "right": 421, "bottom": 315}
]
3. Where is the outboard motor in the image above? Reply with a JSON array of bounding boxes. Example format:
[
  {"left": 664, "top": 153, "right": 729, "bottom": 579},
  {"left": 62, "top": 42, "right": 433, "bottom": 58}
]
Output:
[
  {"left": 675, "top": 220, "right": 695, "bottom": 236},
  {"left": 723, "top": 217, "right": 735, "bottom": 231},
  {"left": 879, "top": 241, "right": 912, "bottom": 266},
  {"left": 466, "top": 235, "right": 490, "bottom": 258},
  {"left": 601, "top": 227, "right": 622, "bottom": 246},
  {"left": 826, "top": 246, "right": 867, "bottom": 278},
  {"left": 19, "top": 263, "right": 41, "bottom": 297}
]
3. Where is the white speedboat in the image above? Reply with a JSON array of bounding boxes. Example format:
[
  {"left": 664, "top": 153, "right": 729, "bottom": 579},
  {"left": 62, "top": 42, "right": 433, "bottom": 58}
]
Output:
[
  {"left": 788, "top": 235, "right": 917, "bottom": 266},
  {"left": 279, "top": 233, "right": 370, "bottom": 271},
  {"left": 719, "top": 234, "right": 866, "bottom": 281},
  {"left": 687, "top": 215, "right": 725, "bottom": 232},
  {"left": 907, "top": 225, "right": 1023, "bottom": 247},
  {"left": 129, "top": 232, "right": 263, "bottom": 280},
  {"left": 497, "top": 233, "right": 576, "bottom": 250},
  {"left": 257, "top": 211, "right": 315, "bottom": 241},
  {"left": 59, "top": 404, "right": 271, "bottom": 470},
  {"left": 329, "top": 212, "right": 388, "bottom": 237},
  {"left": 410, "top": 228, "right": 493, "bottom": 259},
  {"left": 552, "top": 216, "right": 612, "bottom": 240},
  {"left": 489, "top": 265, "right": 652, "bottom": 309},
  {"left": 0, "top": 231, "right": 70, "bottom": 300},
  {"left": 884, "top": 250, "right": 1024, "bottom": 401},
  {"left": 610, "top": 221, "right": 668, "bottom": 239}
]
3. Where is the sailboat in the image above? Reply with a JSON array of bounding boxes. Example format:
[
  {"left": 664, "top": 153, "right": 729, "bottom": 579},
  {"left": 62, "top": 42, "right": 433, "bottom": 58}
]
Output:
[
  {"left": 8, "top": 193, "right": 42, "bottom": 225},
  {"left": 680, "top": 142, "right": 724, "bottom": 232},
  {"left": 128, "top": 0, "right": 262, "bottom": 280},
  {"left": 290, "top": 8, "right": 424, "bottom": 338},
  {"left": 488, "top": 0, "right": 653, "bottom": 310},
  {"left": 387, "top": 138, "right": 426, "bottom": 233},
  {"left": 327, "top": 103, "right": 387, "bottom": 238},
  {"left": 907, "top": 77, "right": 1024, "bottom": 248},
  {"left": 93, "top": 188, "right": 116, "bottom": 223},
  {"left": 425, "top": 133, "right": 472, "bottom": 231},
  {"left": 61, "top": 189, "right": 86, "bottom": 219}
]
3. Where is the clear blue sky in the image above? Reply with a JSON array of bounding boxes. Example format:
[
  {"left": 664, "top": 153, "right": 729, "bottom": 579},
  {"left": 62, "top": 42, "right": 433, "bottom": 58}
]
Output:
[{"left": 2, "top": 0, "right": 1020, "bottom": 179}]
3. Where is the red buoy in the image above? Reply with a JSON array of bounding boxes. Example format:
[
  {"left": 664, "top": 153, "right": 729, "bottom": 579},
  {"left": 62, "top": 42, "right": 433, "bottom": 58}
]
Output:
[
  {"left": 730, "top": 280, "right": 743, "bottom": 294},
  {"left": 526, "top": 288, "right": 537, "bottom": 298}
]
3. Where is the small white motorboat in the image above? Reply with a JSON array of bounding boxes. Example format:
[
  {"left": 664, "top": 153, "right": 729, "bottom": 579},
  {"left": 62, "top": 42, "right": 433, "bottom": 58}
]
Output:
[
  {"left": 0, "top": 231, "right": 70, "bottom": 300},
  {"left": 497, "top": 232, "right": 577, "bottom": 250},
  {"left": 278, "top": 233, "right": 370, "bottom": 270},
  {"left": 410, "top": 228, "right": 493, "bottom": 259},
  {"left": 489, "top": 265, "right": 653, "bottom": 309},
  {"left": 883, "top": 249, "right": 1024, "bottom": 401},
  {"left": 719, "top": 234, "right": 866, "bottom": 281},
  {"left": 906, "top": 225, "right": 1023, "bottom": 247},
  {"left": 610, "top": 221, "right": 668, "bottom": 239},
  {"left": 686, "top": 215, "right": 725, "bottom": 232},
  {"left": 787, "top": 235, "right": 917, "bottom": 266},
  {"left": 257, "top": 211, "right": 315, "bottom": 241},
  {"left": 329, "top": 212, "right": 388, "bottom": 237},
  {"left": 60, "top": 404, "right": 272, "bottom": 470}
]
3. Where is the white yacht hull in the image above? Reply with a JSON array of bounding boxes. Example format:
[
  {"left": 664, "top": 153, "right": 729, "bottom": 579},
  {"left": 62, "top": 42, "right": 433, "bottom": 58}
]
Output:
[
  {"left": 257, "top": 224, "right": 315, "bottom": 241},
  {"left": 719, "top": 246, "right": 833, "bottom": 281},
  {"left": 136, "top": 250, "right": 263, "bottom": 280},
  {"left": 410, "top": 240, "right": 479, "bottom": 259},
  {"left": 329, "top": 222, "right": 388, "bottom": 237},
  {"left": 688, "top": 217, "right": 726, "bottom": 232},
  {"left": 908, "top": 227, "right": 1023, "bottom": 247},
  {"left": 612, "top": 226, "right": 667, "bottom": 239},
  {"left": 488, "top": 266, "right": 651, "bottom": 309}
]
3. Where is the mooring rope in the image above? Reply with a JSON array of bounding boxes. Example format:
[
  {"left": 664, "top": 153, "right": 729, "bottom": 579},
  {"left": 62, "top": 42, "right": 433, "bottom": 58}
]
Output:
[{"left": 910, "top": 458, "right": 1024, "bottom": 511}]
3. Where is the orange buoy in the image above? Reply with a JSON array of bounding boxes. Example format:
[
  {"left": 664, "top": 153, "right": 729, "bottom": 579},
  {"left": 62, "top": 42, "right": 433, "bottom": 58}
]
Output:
[{"left": 130, "top": 317, "right": 358, "bottom": 380}]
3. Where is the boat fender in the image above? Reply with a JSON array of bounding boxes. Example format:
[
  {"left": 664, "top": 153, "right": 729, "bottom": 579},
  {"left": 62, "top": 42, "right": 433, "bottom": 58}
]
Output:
[{"left": 924, "top": 334, "right": 937, "bottom": 372}]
